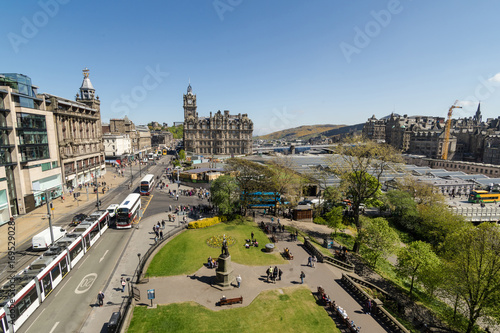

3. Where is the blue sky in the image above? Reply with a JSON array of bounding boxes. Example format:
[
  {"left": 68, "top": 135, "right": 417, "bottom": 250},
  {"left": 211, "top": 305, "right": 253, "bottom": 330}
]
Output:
[{"left": 3, "top": 0, "right": 500, "bottom": 135}]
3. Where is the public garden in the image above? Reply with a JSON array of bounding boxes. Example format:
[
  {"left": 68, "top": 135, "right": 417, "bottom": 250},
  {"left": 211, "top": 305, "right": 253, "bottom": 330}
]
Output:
[{"left": 127, "top": 218, "right": 342, "bottom": 333}]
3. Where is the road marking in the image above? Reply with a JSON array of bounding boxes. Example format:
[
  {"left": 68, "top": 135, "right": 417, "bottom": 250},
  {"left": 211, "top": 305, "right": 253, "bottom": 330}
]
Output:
[
  {"left": 75, "top": 273, "right": 97, "bottom": 294},
  {"left": 49, "top": 322, "right": 60, "bottom": 333},
  {"left": 25, "top": 308, "right": 45, "bottom": 332},
  {"left": 54, "top": 276, "right": 72, "bottom": 298},
  {"left": 99, "top": 250, "right": 109, "bottom": 263}
]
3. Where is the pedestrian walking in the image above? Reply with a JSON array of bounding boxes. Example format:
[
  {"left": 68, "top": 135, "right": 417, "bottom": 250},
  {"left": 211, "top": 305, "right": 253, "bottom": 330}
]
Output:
[
  {"left": 278, "top": 268, "right": 283, "bottom": 281},
  {"left": 121, "top": 278, "right": 126, "bottom": 292},
  {"left": 161, "top": 220, "right": 166, "bottom": 228},
  {"left": 300, "top": 271, "right": 305, "bottom": 284},
  {"left": 308, "top": 256, "right": 312, "bottom": 267},
  {"left": 251, "top": 232, "right": 254, "bottom": 240},
  {"left": 160, "top": 230, "right": 163, "bottom": 239},
  {"left": 97, "top": 291, "right": 105, "bottom": 306},
  {"left": 236, "top": 275, "right": 242, "bottom": 288},
  {"left": 366, "top": 299, "right": 373, "bottom": 315},
  {"left": 312, "top": 255, "right": 316, "bottom": 268}
]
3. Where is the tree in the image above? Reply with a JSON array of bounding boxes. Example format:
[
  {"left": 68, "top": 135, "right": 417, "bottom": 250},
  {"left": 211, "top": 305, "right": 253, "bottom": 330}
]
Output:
[
  {"left": 330, "top": 135, "right": 402, "bottom": 253},
  {"left": 322, "top": 186, "right": 343, "bottom": 208},
  {"left": 417, "top": 202, "right": 467, "bottom": 247},
  {"left": 268, "top": 157, "right": 306, "bottom": 214},
  {"left": 395, "top": 241, "right": 440, "bottom": 300},
  {"left": 444, "top": 223, "right": 500, "bottom": 333},
  {"left": 210, "top": 175, "right": 239, "bottom": 215},
  {"left": 178, "top": 149, "right": 186, "bottom": 161},
  {"left": 324, "top": 206, "right": 344, "bottom": 238},
  {"left": 361, "top": 216, "right": 400, "bottom": 267},
  {"left": 382, "top": 190, "right": 418, "bottom": 231},
  {"left": 396, "top": 174, "right": 445, "bottom": 206},
  {"left": 225, "top": 158, "right": 273, "bottom": 214}
]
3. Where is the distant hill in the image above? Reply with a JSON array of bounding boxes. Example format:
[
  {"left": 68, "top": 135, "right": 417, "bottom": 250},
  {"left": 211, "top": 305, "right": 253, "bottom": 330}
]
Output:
[
  {"left": 256, "top": 125, "right": 344, "bottom": 140},
  {"left": 255, "top": 123, "right": 365, "bottom": 141}
]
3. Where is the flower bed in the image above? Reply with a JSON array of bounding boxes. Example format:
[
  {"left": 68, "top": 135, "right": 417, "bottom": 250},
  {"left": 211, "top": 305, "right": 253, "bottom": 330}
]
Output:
[{"left": 206, "top": 235, "right": 236, "bottom": 248}]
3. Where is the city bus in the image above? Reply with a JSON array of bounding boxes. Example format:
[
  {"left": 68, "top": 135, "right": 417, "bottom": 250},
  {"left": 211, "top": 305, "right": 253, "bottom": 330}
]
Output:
[
  {"left": 140, "top": 174, "right": 155, "bottom": 196},
  {"left": 468, "top": 190, "right": 500, "bottom": 203},
  {"left": 116, "top": 193, "right": 141, "bottom": 229}
]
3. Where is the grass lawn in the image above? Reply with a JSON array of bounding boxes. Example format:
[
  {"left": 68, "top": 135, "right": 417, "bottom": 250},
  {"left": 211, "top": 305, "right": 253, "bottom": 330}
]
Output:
[
  {"left": 146, "top": 219, "right": 286, "bottom": 277},
  {"left": 128, "top": 286, "right": 340, "bottom": 333}
]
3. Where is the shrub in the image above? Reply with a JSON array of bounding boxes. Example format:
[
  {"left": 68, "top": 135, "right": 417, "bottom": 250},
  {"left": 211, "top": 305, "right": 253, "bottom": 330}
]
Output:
[{"left": 187, "top": 217, "right": 221, "bottom": 229}]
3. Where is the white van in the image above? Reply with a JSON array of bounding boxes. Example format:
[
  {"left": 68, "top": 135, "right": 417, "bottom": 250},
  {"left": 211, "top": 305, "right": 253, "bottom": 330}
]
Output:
[{"left": 32, "top": 227, "right": 67, "bottom": 250}]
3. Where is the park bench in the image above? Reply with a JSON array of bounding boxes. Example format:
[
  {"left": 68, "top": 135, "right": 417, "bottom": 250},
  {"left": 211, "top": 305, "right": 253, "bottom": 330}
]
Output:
[{"left": 219, "top": 296, "right": 243, "bottom": 306}]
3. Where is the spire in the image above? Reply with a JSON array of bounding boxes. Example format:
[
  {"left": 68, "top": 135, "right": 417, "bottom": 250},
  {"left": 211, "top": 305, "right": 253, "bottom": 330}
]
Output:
[
  {"left": 187, "top": 80, "right": 193, "bottom": 95},
  {"left": 79, "top": 67, "right": 95, "bottom": 100},
  {"left": 474, "top": 102, "right": 482, "bottom": 123}
]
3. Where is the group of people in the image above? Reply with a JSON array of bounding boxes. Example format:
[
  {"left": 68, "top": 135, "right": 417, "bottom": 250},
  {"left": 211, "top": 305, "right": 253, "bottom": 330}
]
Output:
[
  {"left": 152, "top": 222, "right": 164, "bottom": 242},
  {"left": 207, "top": 256, "right": 218, "bottom": 268},
  {"left": 266, "top": 266, "right": 283, "bottom": 283}
]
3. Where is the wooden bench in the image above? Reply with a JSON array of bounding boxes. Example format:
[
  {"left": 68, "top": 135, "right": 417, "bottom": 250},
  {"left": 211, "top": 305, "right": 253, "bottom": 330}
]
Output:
[{"left": 219, "top": 296, "right": 243, "bottom": 306}]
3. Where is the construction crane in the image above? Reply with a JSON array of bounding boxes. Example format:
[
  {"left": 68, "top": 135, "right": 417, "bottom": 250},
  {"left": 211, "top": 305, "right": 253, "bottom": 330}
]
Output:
[{"left": 441, "top": 100, "right": 462, "bottom": 160}]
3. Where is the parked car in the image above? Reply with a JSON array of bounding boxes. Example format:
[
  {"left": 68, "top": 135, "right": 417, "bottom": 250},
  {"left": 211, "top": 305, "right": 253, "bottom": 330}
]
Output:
[
  {"left": 72, "top": 213, "right": 87, "bottom": 226},
  {"left": 106, "top": 204, "right": 119, "bottom": 218}
]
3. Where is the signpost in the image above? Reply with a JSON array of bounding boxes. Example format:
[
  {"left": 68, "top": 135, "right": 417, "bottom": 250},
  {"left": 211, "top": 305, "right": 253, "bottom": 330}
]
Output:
[{"left": 147, "top": 289, "right": 155, "bottom": 307}]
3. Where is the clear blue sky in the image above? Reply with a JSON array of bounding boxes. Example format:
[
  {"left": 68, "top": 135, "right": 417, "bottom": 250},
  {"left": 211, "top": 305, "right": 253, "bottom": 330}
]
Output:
[{"left": 4, "top": 1, "right": 500, "bottom": 135}]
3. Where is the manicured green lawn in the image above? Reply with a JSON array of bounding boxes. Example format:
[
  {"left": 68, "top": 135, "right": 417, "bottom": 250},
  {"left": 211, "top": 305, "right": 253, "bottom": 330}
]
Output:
[
  {"left": 128, "top": 286, "right": 340, "bottom": 333},
  {"left": 146, "top": 219, "right": 286, "bottom": 277}
]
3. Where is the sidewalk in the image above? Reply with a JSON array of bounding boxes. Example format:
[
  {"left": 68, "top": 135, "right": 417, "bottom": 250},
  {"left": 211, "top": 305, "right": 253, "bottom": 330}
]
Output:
[{"left": 0, "top": 163, "right": 143, "bottom": 258}]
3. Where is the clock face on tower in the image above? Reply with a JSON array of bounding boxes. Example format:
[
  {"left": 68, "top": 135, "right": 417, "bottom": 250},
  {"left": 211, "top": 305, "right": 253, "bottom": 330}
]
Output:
[{"left": 187, "top": 99, "right": 193, "bottom": 105}]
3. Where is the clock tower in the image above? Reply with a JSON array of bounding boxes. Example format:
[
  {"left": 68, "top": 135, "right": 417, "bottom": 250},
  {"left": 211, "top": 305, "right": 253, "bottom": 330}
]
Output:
[{"left": 183, "top": 83, "right": 197, "bottom": 119}]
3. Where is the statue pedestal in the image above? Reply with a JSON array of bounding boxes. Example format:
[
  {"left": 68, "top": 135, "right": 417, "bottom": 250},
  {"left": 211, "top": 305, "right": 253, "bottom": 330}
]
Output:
[{"left": 215, "top": 254, "right": 234, "bottom": 290}]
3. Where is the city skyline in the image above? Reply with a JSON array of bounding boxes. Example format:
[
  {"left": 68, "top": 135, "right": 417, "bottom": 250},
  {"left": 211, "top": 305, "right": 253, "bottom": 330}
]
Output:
[{"left": 4, "top": 1, "right": 500, "bottom": 135}]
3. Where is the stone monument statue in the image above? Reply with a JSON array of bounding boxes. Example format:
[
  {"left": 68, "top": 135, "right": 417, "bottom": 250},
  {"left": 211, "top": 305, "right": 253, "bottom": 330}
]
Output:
[
  {"left": 221, "top": 237, "right": 229, "bottom": 257},
  {"left": 215, "top": 235, "right": 234, "bottom": 289}
]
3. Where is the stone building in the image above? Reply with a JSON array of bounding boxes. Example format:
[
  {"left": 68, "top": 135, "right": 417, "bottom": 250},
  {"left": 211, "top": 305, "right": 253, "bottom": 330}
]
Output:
[
  {"left": 364, "top": 104, "right": 500, "bottom": 164},
  {"left": 151, "top": 130, "right": 174, "bottom": 147},
  {"left": 0, "top": 73, "right": 63, "bottom": 216},
  {"left": 44, "top": 68, "right": 106, "bottom": 190},
  {"left": 183, "top": 84, "right": 253, "bottom": 155},
  {"left": 108, "top": 117, "right": 151, "bottom": 159}
]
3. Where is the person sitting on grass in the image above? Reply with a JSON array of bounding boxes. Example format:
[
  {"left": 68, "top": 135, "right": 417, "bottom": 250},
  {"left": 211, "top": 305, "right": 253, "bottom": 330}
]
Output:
[
  {"left": 254, "top": 240, "right": 258, "bottom": 247},
  {"left": 245, "top": 243, "right": 250, "bottom": 249}
]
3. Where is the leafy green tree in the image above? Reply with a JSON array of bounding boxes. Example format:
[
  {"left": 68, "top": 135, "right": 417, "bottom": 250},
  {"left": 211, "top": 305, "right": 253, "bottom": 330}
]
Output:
[
  {"left": 382, "top": 190, "right": 418, "bottom": 230},
  {"left": 330, "top": 136, "right": 402, "bottom": 253},
  {"left": 178, "top": 149, "right": 186, "bottom": 161},
  {"left": 444, "top": 223, "right": 500, "bottom": 333},
  {"left": 210, "top": 175, "right": 239, "bottom": 215},
  {"left": 324, "top": 206, "right": 344, "bottom": 238},
  {"left": 395, "top": 241, "right": 440, "bottom": 300},
  {"left": 417, "top": 202, "right": 467, "bottom": 248},
  {"left": 322, "top": 186, "right": 342, "bottom": 207},
  {"left": 361, "top": 216, "right": 400, "bottom": 267}
]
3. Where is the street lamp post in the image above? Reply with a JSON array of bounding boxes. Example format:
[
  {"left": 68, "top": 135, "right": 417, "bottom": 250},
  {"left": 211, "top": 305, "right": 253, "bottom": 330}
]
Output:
[{"left": 135, "top": 253, "right": 142, "bottom": 284}]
